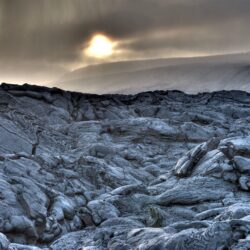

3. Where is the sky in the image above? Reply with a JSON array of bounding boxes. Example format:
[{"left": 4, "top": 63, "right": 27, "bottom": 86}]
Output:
[{"left": 1, "top": 0, "right": 250, "bottom": 86}]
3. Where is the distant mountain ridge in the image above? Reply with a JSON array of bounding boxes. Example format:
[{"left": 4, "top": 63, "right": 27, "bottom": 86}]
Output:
[{"left": 54, "top": 52, "right": 250, "bottom": 94}]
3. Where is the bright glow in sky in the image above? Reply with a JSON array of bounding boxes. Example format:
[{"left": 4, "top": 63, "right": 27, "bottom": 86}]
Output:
[
  {"left": 1, "top": 0, "right": 250, "bottom": 86},
  {"left": 85, "top": 34, "right": 114, "bottom": 59}
]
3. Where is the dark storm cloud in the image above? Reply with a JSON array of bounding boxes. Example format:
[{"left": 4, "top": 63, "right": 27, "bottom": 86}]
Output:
[{"left": 1, "top": 0, "right": 250, "bottom": 83}]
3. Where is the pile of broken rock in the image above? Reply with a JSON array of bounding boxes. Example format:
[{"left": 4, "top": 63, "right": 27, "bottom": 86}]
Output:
[{"left": 0, "top": 83, "right": 250, "bottom": 249}]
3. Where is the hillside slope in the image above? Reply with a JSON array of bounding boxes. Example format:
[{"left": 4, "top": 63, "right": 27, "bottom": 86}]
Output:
[{"left": 55, "top": 53, "right": 250, "bottom": 94}]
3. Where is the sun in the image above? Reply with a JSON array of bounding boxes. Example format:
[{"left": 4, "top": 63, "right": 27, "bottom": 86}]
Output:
[{"left": 85, "top": 34, "right": 114, "bottom": 59}]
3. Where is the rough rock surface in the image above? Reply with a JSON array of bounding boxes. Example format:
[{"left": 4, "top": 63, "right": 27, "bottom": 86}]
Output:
[{"left": 0, "top": 83, "right": 250, "bottom": 249}]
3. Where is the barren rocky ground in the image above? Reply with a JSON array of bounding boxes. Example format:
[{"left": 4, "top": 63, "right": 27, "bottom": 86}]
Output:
[{"left": 0, "top": 83, "right": 250, "bottom": 249}]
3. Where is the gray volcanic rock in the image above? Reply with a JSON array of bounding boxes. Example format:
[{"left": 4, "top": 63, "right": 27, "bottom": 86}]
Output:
[{"left": 0, "top": 83, "right": 250, "bottom": 249}]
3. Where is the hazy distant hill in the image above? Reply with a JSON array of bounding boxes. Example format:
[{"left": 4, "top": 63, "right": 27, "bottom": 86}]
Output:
[{"left": 55, "top": 53, "right": 250, "bottom": 94}]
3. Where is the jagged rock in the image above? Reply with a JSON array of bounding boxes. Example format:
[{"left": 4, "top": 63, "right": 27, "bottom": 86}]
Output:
[
  {"left": 77, "top": 207, "right": 94, "bottom": 227},
  {"left": 220, "top": 137, "right": 250, "bottom": 158},
  {"left": 51, "top": 196, "right": 75, "bottom": 221},
  {"left": 0, "top": 83, "right": 250, "bottom": 249},
  {"left": 174, "top": 138, "right": 219, "bottom": 177},
  {"left": 0, "top": 233, "right": 9, "bottom": 250},
  {"left": 87, "top": 200, "right": 120, "bottom": 225},
  {"left": 8, "top": 243, "right": 44, "bottom": 250},
  {"left": 153, "top": 177, "right": 232, "bottom": 206},
  {"left": 239, "top": 176, "right": 250, "bottom": 191},
  {"left": 163, "top": 222, "right": 233, "bottom": 250},
  {"left": 234, "top": 156, "right": 250, "bottom": 173},
  {"left": 2, "top": 216, "right": 37, "bottom": 245}
]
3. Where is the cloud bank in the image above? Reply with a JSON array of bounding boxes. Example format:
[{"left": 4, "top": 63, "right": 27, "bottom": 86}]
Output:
[{"left": 1, "top": 0, "right": 250, "bottom": 85}]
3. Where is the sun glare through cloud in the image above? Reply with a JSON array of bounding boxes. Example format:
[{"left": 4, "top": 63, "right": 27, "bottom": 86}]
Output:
[{"left": 85, "top": 34, "right": 115, "bottom": 59}]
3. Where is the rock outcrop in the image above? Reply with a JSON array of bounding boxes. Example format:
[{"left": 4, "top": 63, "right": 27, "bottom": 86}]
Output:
[{"left": 0, "top": 83, "right": 250, "bottom": 249}]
